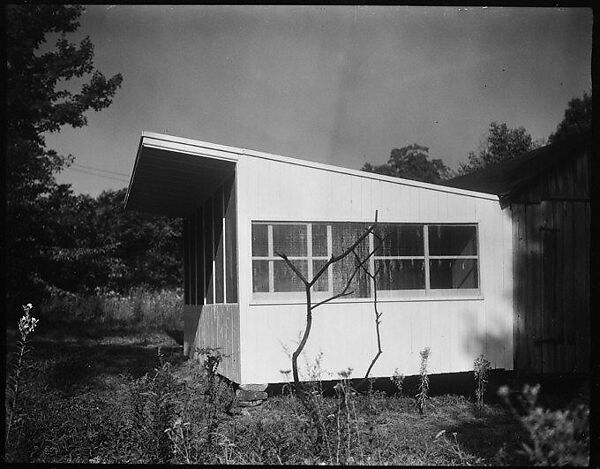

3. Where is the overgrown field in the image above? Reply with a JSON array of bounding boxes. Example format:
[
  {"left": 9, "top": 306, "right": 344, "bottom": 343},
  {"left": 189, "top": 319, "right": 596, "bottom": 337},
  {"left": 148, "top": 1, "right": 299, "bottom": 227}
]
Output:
[{"left": 4, "top": 292, "right": 590, "bottom": 465}]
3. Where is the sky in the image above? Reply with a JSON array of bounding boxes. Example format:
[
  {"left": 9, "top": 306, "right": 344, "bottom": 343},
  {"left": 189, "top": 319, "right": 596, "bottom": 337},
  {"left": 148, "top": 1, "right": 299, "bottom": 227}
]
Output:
[{"left": 45, "top": 5, "right": 592, "bottom": 197}]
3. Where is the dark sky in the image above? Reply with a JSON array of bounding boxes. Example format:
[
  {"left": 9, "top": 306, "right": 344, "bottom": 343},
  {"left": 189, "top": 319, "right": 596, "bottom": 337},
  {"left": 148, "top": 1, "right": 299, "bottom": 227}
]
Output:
[{"left": 45, "top": 5, "right": 592, "bottom": 196}]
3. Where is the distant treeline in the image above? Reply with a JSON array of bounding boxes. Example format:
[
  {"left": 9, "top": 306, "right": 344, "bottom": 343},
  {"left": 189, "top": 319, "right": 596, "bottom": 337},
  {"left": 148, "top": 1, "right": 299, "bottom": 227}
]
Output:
[{"left": 7, "top": 187, "right": 182, "bottom": 305}]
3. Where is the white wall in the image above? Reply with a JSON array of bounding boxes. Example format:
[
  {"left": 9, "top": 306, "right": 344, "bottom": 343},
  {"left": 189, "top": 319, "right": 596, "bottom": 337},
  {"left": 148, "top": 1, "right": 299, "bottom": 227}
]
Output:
[{"left": 236, "top": 155, "right": 513, "bottom": 384}]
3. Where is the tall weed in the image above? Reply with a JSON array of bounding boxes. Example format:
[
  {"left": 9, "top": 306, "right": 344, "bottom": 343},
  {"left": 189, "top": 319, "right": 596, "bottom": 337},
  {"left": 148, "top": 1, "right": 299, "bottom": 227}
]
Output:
[
  {"left": 416, "top": 347, "right": 431, "bottom": 415},
  {"left": 40, "top": 287, "right": 183, "bottom": 331},
  {"left": 473, "top": 354, "right": 491, "bottom": 416},
  {"left": 390, "top": 368, "right": 405, "bottom": 397},
  {"left": 5, "top": 303, "right": 39, "bottom": 457},
  {"left": 127, "top": 349, "right": 182, "bottom": 463}
]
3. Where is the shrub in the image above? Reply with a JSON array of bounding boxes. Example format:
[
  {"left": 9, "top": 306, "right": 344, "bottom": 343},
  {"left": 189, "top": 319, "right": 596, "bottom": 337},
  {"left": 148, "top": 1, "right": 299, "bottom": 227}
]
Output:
[{"left": 498, "top": 384, "right": 589, "bottom": 466}]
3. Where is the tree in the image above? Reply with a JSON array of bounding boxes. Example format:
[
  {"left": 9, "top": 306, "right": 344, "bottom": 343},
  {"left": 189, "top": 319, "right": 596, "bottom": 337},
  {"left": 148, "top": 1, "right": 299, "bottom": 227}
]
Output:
[
  {"left": 457, "top": 122, "right": 537, "bottom": 175},
  {"left": 362, "top": 144, "right": 451, "bottom": 184},
  {"left": 91, "top": 189, "right": 183, "bottom": 293},
  {"left": 276, "top": 213, "right": 383, "bottom": 453},
  {"left": 6, "top": 5, "right": 123, "bottom": 301},
  {"left": 548, "top": 92, "right": 591, "bottom": 144},
  {"left": 8, "top": 186, "right": 183, "bottom": 297}
]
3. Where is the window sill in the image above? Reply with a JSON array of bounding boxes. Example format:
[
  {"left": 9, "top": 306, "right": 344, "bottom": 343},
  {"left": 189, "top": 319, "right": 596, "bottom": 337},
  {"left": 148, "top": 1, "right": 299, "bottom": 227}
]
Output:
[{"left": 249, "top": 294, "right": 484, "bottom": 307}]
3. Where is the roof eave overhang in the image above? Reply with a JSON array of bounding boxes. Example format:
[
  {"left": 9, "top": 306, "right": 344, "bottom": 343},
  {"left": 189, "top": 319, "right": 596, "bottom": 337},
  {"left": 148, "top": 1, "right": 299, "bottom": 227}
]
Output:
[{"left": 124, "top": 133, "right": 238, "bottom": 218}]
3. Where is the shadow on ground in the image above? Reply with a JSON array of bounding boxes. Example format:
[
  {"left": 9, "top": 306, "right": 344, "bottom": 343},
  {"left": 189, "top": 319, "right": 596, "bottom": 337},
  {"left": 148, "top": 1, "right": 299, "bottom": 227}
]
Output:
[{"left": 6, "top": 324, "right": 187, "bottom": 393}]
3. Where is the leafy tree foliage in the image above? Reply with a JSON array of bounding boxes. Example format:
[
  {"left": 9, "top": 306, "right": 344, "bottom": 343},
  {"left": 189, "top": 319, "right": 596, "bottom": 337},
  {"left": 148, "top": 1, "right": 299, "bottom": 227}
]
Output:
[
  {"left": 39, "top": 189, "right": 183, "bottom": 295},
  {"left": 91, "top": 189, "right": 183, "bottom": 293},
  {"left": 6, "top": 5, "right": 123, "bottom": 302},
  {"left": 362, "top": 144, "right": 452, "bottom": 183},
  {"left": 457, "top": 122, "right": 537, "bottom": 175},
  {"left": 6, "top": 5, "right": 123, "bottom": 202},
  {"left": 8, "top": 184, "right": 182, "bottom": 299},
  {"left": 548, "top": 92, "right": 591, "bottom": 144}
]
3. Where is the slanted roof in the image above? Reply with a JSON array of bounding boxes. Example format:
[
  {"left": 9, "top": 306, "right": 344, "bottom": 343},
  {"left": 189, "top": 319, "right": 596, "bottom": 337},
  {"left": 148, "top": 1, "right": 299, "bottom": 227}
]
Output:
[
  {"left": 125, "top": 131, "right": 501, "bottom": 218},
  {"left": 443, "top": 132, "right": 591, "bottom": 203},
  {"left": 125, "top": 133, "right": 237, "bottom": 217}
]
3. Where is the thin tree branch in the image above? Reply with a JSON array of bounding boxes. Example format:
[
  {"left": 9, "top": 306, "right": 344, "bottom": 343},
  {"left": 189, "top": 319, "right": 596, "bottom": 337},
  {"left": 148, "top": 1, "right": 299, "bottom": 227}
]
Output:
[
  {"left": 311, "top": 289, "right": 355, "bottom": 310},
  {"left": 291, "top": 287, "right": 312, "bottom": 384},
  {"left": 275, "top": 251, "right": 309, "bottom": 286},
  {"left": 276, "top": 210, "right": 381, "bottom": 424},
  {"left": 309, "top": 223, "right": 376, "bottom": 287},
  {"left": 311, "top": 245, "right": 372, "bottom": 309},
  {"left": 355, "top": 235, "right": 385, "bottom": 389}
]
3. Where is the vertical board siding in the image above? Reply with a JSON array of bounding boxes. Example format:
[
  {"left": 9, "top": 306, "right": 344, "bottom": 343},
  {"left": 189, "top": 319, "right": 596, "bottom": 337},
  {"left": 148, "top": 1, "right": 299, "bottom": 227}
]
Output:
[
  {"left": 554, "top": 202, "right": 565, "bottom": 372},
  {"left": 573, "top": 202, "right": 589, "bottom": 372},
  {"left": 511, "top": 149, "right": 589, "bottom": 374},
  {"left": 183, "top": 303, "right": 241, "bottom": 383},
  {"left": 237, "top": 155, "right": 513, "bottom": 384},
  {"left": 501, "top": 209, "right": 514, "bottom": 369}
]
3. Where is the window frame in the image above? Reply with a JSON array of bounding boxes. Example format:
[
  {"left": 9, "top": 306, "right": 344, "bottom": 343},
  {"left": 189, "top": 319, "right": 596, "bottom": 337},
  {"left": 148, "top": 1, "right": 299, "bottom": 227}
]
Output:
[
  {"left": 250, "top": 220, "right": 482, "bottom": 303},
  {"left": 252, "top": 222, "right": 334, "bottom": 301}
]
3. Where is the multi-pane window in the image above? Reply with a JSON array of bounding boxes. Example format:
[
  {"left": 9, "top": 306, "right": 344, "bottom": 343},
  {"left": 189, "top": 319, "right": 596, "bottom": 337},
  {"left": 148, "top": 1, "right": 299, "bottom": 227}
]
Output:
[
  {"left": 251, "top": 221, "right": 479, "bottom": 300},
  {"left": 374, "top": 224, "right": 425, "bottom": 290},
  {"left": 428, "top": 225, "right": 478, "bottom": 289},
  {"left": 252, "top": 223, "right": 333, "bottom": 297}
]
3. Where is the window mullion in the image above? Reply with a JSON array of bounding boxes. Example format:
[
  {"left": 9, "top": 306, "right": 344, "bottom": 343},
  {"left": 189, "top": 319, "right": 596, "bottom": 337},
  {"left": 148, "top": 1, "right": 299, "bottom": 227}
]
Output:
[
  {"left": 268, "top": 224, "right": 274, "bottom": 293},
  {"left": 222, "top": 188, "right": 227, "bottom": 303},
  {"left": 327, "top": 224, "right": 333, "bottom": 293},
  {"left": 307, "top": 223, "right": 313, "bottom": 282},
  {"left": 369, "top": 230, "right": 375, "bottom": 298}
]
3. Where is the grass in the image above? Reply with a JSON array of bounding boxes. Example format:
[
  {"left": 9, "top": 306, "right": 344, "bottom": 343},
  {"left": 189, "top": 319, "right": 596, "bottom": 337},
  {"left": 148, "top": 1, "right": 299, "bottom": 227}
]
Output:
[
  {"left": 4, "top": 292, "right": 590, "bottom": 465},
  {"left": 0, "top": 327, "right": 527, "bottom": 464},
  {"left": 36, "top": 287, "right": 184, "bottom": 335}
]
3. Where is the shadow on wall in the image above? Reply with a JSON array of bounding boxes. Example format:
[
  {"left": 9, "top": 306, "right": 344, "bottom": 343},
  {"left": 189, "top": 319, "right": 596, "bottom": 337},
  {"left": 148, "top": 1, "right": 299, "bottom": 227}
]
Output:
[
  {"left": 463, "top": 312, "right": 512, "bottom": 371},
  {"left": 509, "top": 200, "right": 590, "bottom": 374}
]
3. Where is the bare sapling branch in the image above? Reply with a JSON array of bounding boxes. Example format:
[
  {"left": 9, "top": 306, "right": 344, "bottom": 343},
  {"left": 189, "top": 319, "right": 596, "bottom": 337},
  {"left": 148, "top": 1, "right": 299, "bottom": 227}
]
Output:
[
  {"left": 353, "top": 230, "right": 386, "bottom": 390},
  {"left": 275, "top": 211, "right": 380, "bottom": 451},
  {"left": 276, "top": 212, "right": 382, "bottom": 388}
]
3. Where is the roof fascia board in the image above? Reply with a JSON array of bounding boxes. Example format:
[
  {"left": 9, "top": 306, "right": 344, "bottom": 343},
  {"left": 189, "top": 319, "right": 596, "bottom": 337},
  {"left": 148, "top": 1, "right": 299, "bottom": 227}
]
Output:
[
  {"left": 124, "top": 135, "right": 144, "bottom": 209},
  {"left": 140, "top": 131, "right": 499, "bottom": 202},
  {"left": 141, "top": 133, "right": 239, "bottom": 163}
]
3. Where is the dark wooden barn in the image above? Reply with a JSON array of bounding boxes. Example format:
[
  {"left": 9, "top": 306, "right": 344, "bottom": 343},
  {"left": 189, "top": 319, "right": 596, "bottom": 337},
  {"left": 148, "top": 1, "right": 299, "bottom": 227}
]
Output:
[{"left": 446, "top": 132, "right": 591, "bottom": 374}]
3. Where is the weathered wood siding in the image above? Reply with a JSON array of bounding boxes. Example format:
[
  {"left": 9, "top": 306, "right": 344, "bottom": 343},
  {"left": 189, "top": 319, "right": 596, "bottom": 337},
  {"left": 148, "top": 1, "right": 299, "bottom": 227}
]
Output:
[
  {"left": 511, "top": 149, "right": 590, "bottom": 373},
  {"left": 236, "top": 155, "right": 513, "bottom": 384},
  {"left": 184, "top": 303, "right": 241, "bottom": 383}
]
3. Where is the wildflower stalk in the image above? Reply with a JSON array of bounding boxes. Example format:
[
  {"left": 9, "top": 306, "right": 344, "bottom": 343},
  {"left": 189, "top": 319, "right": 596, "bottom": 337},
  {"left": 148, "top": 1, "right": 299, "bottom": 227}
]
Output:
[
  {"left": 473, "top": 354, "right": 491, "bottom": 415},
  {"left": 5, "top": 304, "right": 39, "bottom": 448},
  {"left": 416, "top": 347, "right": 431, "bottom": 415}
]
